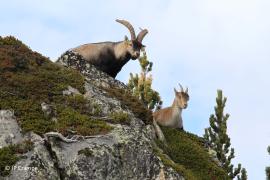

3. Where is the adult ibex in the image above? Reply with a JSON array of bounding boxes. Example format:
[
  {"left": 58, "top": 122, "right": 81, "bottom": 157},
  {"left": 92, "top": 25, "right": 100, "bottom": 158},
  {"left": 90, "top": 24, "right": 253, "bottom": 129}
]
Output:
[
  {"left": 69, "top": 19, "right": 148, "bottom": 78},
  {"left": 153, "top": 84, "right": 189, "bottom": 141}
]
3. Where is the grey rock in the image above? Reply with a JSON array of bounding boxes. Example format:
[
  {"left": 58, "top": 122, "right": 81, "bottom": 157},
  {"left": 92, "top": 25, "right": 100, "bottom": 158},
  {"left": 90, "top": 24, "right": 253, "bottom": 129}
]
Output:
[
  {"left": 1, "top": 131, "right": 60, "bottom": 180},
  {"left": 41, "top": 102, "right": 57, "bottom": 122},
  {"left": 6, "top": 142, "right": 60, "bottom": 180},
  {"left": 41, "top": 102, "right": 53, "bottom": 117},
  {"left": 63, "top": 85, "right": 81, "bottom": 96},
  {"left": 47, "top": 125, "right": 182, "bottom": 180},
  {"left": 57, "top": 51, "right": 127, "bottom": 89},
  {"left": 0, "top": 110, "right": 23, "bottom": 148},
  {"left": 2, "top": 53, "right": 184, "bottom": 180}
]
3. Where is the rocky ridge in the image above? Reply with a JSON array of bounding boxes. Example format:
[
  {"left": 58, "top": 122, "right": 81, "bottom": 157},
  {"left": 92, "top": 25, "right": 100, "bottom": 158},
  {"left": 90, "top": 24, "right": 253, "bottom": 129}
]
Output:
[
  {"left": 0, "top": 48, "right": 183, "bottom": 179},
  {"left": 0, "top": 36, "right": 228, "bottom": 180}
]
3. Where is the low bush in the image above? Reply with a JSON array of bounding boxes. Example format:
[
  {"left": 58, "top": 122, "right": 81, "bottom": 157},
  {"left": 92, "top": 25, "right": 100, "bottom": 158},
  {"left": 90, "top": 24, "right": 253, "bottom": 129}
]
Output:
[{"left": 156, "top": 127, "right": 229, "bottom": 180}]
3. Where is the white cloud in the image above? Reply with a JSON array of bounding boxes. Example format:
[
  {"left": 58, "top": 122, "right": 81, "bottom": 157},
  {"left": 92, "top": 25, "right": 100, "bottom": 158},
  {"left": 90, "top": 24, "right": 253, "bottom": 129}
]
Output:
[{"left": 1, "top": 0, "right": 270, "bottom": 179}]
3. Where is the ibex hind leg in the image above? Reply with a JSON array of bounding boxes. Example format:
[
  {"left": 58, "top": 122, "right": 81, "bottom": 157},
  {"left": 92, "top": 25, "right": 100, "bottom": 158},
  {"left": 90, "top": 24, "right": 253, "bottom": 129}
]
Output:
[{"left": 153, "top": 120, "right": 166, "bottom": 143}]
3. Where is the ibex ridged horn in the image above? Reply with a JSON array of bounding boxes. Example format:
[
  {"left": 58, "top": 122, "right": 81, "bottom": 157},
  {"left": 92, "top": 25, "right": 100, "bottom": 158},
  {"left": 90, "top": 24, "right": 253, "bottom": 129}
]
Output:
[
  {"left": 178, "top": 83, "right": 184, "bottom": 92},
  {"left": 137, "top": 29, "right": 148, "bottom": 43},
  {"left": 116, "top": 19, "right": 136, "bottom": 40}
]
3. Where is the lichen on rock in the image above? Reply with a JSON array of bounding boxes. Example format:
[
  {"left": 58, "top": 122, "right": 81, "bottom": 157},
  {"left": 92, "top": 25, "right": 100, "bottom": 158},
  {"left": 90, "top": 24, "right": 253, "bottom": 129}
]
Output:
[{"left": 0, "top": 110, "right": 23, "bottom": 148}]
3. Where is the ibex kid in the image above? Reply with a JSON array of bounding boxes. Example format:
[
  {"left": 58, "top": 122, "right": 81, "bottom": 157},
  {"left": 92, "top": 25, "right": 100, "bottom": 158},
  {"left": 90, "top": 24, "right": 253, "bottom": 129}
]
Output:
[{"left": 153, "top": 84, "right": 189, "bottom": 141}]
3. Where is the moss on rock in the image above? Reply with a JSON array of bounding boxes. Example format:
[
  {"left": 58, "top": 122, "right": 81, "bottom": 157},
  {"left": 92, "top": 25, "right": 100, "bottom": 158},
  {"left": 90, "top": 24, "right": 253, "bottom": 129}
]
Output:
[
  {"left": 109, "top": 111, "right": 130, "bottom": 124},
  {"left": 56, "top": 107, "right": 112, "bottom": 136},
  {"left": 0, "top": 140, "right": 34, "bottom": 176},
  {"left": 0, "top": 36, "right": 111, "bottom": 136},
  {"left": 101, "top": 86, "right": 153, "bottom": 125}
]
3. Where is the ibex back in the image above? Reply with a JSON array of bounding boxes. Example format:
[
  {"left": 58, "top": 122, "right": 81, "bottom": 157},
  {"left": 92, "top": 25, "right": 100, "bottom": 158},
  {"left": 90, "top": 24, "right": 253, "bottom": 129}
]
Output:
[{"left": 69, "top": 19, "right": 148, "bottom": 78}]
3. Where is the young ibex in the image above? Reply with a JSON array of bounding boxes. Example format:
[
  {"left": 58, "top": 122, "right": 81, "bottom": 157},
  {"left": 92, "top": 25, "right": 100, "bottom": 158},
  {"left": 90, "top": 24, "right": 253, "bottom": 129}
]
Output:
[
  {"left": 70, "top": 19, "right": 148, "bottom": 78},
  {"left": 153, "top": 84, "right": 189, "bottom": 141}
]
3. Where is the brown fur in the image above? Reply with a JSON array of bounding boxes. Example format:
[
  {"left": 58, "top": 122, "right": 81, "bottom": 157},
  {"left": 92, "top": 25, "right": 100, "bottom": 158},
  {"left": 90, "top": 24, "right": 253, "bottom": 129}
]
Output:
[
  {"left": 153, "top": 107, "right": 174, "bottom": 124},
  {"left": 153, "top": 88, "right": 189, "bottom": 129},
  {"left": 67, "top": 19, "right": 148, "bottom": 78}
]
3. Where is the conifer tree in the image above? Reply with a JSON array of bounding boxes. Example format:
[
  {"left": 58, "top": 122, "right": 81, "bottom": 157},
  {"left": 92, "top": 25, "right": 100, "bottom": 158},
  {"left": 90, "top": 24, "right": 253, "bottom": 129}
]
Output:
[
  {"left": 127, "top": 50, "right": 162, "bottom": 110},
  {"left": 238, "top": 168, "right": 247, "bottom": 180},
  {"left": 204, "top": 90, "right": 245, "bottom": 179},
  {"left": 266, "top": 146, "right": 270, "bottom": 180}
]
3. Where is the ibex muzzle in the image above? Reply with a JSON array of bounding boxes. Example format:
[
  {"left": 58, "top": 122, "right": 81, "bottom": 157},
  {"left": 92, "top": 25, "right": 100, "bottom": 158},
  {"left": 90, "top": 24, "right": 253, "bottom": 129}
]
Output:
[{"left": 67, "top": 19, "right": 148, "bottom": 78}]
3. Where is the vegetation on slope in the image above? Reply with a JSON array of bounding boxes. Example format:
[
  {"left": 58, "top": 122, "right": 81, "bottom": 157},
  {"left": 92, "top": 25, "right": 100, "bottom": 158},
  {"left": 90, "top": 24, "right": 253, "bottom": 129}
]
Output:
[
  {"left": 109, "top": 111, "right": 130, "bottom": 125},
  {"left": 156, "top": 127, "right": 229, "bottom": 180},
  {"left": 101, "top": 85, "right": 153, "bottom": 125},
  {"left": 0, "top": 140, "right": 34, "bottom": 176},
  {"left": 0, "top": 36, "right": 112, "bottom": 136},
  {"left": 0, "top": 36, "right": 234, "bottom": 179}
]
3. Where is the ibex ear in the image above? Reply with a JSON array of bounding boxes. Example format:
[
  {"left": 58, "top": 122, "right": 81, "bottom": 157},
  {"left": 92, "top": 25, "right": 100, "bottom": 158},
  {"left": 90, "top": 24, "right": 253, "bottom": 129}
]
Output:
[
  {"left": 185, "top": 87, "right": 188, "bottom": 94},
  {"left": 174, "top": 88, "right": 178, "bottom": 94}
]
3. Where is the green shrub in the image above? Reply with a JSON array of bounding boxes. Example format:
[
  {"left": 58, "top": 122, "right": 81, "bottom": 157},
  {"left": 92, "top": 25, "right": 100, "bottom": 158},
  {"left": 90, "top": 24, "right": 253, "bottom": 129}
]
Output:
[
  {"left": 101, "top": 86, "right": 153, "bottom": 125},
  {"left": 56, "top": 107, "right": 112, "bottom": 136},
  {"left": 0, "top": 36, "right": 112, "bottom": 136},
  {"left": 153, "top": 146, "right": 196, "bottom": 180},
  {"left": 156, "top": 127, "right": 229, "bottom": 180},
  {"left": 109, "top": 111, "right": 130, "bottom": 124},
  {"left": 0, "top": 36, "right": 28, "bottom": 48},
  {"left": 128, "top": 51, "right": 162, "bottom": 111},
  {"left": 62, "top": 95, "right": 90, "bottom": 114},
  {"left": 0, "top": 145, "right": 20, "bottom": 176},
  {"left": 0, "top": 140, "right": 34, "bottom": 176}
]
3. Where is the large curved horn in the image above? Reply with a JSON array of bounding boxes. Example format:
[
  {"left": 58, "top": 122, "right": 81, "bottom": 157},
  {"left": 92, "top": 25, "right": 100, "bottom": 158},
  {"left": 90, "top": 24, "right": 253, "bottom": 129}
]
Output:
[
  {"left": 137, "top": 28, "right": 148, "bottom": 43},
  {"left": 178, "top": 83, "right": 184, "bottom": 92},
  {"left": 116, "top": 19, "right": 136, "bottom": 40}
]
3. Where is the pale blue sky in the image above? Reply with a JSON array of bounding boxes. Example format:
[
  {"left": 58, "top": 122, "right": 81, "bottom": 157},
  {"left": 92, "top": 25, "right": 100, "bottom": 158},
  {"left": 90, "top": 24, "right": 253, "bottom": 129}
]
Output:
[{"left": 1, "top": 0, "right": 270, "bottom": 179}]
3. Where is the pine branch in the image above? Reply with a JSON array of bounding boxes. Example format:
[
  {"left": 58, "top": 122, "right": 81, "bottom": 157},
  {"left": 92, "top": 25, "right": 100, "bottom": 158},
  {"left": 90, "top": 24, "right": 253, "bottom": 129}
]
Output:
[
  {"left": 203, "top": 90, "right": 245, "bottom": 179},
  {"left": 127, "top": 50, "right": 162, "bottom": 111}
]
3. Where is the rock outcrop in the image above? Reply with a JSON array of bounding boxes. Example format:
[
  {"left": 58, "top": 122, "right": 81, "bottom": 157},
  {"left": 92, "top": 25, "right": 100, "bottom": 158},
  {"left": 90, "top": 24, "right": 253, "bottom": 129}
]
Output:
[
  {"left": 0, "top": 50, "right": 183, "bottom": 180},
  {"left": 0, "top": 110, "right": 23, "bottom": 149},
  {"left": 1, "top": 36, "right": 228, "bottom": 180}
]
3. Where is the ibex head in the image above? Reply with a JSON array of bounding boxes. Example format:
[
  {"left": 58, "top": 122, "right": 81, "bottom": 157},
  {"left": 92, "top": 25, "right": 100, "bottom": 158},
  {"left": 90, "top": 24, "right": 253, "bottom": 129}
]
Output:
[
  {"left": 116, "top": 19, "right": 148, "bottom": 60},
  {"left": 174, "top": 83, "right": 189, "bottom": 109}
]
